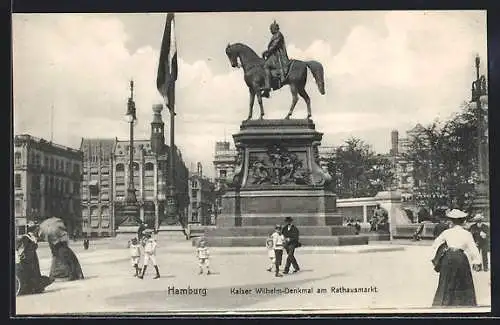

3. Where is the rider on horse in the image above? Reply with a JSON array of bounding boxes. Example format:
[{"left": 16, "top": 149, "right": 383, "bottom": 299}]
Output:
[{"left": 262, "top": 21, "right": 290, "bottom": 98}]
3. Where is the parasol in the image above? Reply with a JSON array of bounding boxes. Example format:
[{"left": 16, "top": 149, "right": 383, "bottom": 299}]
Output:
[{"left": 38, "top": 217, "right": 69, "bottom": 245}]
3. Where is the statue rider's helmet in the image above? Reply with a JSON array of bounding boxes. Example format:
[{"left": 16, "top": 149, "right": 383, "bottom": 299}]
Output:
[{"left": 270, "top": 20, "right": 279, "bottom": 33}]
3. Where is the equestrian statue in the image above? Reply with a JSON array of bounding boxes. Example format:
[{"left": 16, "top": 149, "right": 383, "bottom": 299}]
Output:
[{"left": 225, "top": 21, "right": 326, "bottom": 120}]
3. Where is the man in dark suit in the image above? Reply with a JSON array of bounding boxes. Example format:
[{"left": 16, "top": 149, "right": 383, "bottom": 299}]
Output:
[
  {"left": 433, "top": 217, "right": 450, "bottom": 238},
  {"left": 469, "top": 214, "right": 490, "bottom": 272},
  {"left": 137, "top": 222, "right": 147, "bottom": 241},
  {"left": 281, "top": 216, "right": 300, "bottom": 274}
]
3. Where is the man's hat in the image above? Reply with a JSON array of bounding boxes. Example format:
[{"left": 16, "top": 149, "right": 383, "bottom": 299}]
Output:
[
  {"left": 26, "top": 221, "right": 37, "bottom": 228},
  {"left": 446, "top": 209, "right": 467, "bottom": 219},
  {"left": 472, "top": 214, "right": 484, "bottom": 222},
  {"left": 284, "top": 216, "right": 293, "bottom": 223},
  {"left": 26, "top": 221, "right": 38, "bottom": 231}
]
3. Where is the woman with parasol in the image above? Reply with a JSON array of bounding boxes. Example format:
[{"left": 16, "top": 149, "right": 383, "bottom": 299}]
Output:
[
  {"left": 15, "top": 221, "right": 54, "bottom": 295},
  {"left": 38, "top": 217, "right": 84, "bottom": 281}
]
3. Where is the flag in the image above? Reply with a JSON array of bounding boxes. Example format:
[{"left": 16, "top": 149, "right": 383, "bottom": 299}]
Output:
[{"left": 156, "top": 13, "right": 178, "bottom": 112}]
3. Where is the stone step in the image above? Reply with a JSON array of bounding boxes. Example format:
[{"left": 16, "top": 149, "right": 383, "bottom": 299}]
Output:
[
  {"left": 194, "top": 235, "right": 369, "bottom": 247},
  {"left": 217, "top": 215, "right": 343, "bottom": 227},
  {"left": 203, "top": 226, "right": 355, "bottom": 237}
]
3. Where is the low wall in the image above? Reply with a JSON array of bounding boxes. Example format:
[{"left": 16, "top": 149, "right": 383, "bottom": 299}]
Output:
[{"left": 392, "top": 223, "right": 437, "bottom": 239}]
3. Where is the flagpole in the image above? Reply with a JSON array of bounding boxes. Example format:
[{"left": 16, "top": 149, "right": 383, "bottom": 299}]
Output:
[{"left": 167, "top": 86, "right": 176, "bottom": 221}]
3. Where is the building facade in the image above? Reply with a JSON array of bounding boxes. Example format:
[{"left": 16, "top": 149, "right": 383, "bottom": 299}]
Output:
[
  {"left": 80, "top": 104, "right": 190, "bottom": 236},
  {"left": 389, "top": 124, "right": 428, "bottom": 202},
  {"left": 14, "top": 134, "right": 82, "bottom": 236},
  {"left": 80, "top": 138, "right": 116, "bottom": 237},
  {"left": 188, "top": 163, "right": 216, "bottom": 225},
  {"left": 212, "top": 141, "right": 237, "bottom": 217}
]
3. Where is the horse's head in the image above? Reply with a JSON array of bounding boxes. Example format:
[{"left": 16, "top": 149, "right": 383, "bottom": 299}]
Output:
[{"left": 225, "top": 43, "right": 239, "bottom": 68}]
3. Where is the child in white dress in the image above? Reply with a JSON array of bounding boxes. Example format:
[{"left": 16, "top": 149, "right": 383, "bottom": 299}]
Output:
[
  {"left": 129, "top": 237, "right": 141, "bottom": 277},
  {"left": 266, "top": 235, "right": 275, "bottom": 272},
  {"left": 197, "top": 238, "right": 211, "bottom": 275}
]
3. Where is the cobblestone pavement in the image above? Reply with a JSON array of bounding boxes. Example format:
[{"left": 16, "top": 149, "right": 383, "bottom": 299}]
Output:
[{"left": 15, "top": 239, "right": 491, "bottom": 315}]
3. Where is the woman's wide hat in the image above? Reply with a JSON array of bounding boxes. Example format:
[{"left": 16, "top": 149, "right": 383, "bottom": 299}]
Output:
[{"left": 446, "top": 209, "right": 468, "bottom": 219}]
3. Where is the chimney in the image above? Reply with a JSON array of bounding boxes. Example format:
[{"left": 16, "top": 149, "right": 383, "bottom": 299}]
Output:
[{"left": 391, "top": 130, "right": 399, "bottom": 155}]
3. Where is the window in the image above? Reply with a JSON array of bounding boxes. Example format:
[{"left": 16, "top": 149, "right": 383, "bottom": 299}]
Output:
[
  {"left": 74, "top": 182, "right": 80, "bottom": 194},
  {"left": 15, "top": 200, "right": 22, "bottom": 215},
  {"left": 145, "top": 162, "right": 154, "bottom": 171},
  {"left": 115, "top": 190, "right": 125, "bottom": 199},
  {"left": 44, "top": 157, "right": 48, "bottom": 168},
  {"left": 15, "top": 174, "right": 22, "bottom": 188},
  {"left": 15, "top": 152, "right": 22, "bottom": 165},
  {"left": 73, "top": 164, "right": 80, "bottom": 175},
  {"left": 31, "top": 175, "right": 40, "bottom": 191},
  {"left": 50, "top": 158, "right": 54, "bottom": 170},
  {"left": 66, "top": 162, "right": 71, "bottom": 173},
  {"left": 116, "top": 164, "right": 125, "bottom": 172},
  {"left": 35, "top": 154, "right": 41, "bottom": 167},
  {"left": 191, "top": 189, "right": 198, "bottom": 198}
]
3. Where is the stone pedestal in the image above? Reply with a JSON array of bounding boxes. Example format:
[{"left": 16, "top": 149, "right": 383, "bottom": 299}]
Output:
[
  {"left": 374, "top": 191, "right": 403, "bottom": 240},
  {"left": 202, "top": 119, "right": 368, "bottom": 247}
]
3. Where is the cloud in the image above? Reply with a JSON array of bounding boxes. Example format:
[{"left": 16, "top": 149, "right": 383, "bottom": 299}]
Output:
[{"left": 13, "top": 11, "right": 487, "bottom": 178}]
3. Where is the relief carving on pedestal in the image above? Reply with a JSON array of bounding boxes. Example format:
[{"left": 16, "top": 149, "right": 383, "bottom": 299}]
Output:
[
  {"left": 310, "top": 144, "right": 332, "bottom": 187},
  {"left": 227, "top": 147, "right": 245, "bottom": 188},
  {"left": 247, "top": 144, "right": 310, "bottom": 186}
]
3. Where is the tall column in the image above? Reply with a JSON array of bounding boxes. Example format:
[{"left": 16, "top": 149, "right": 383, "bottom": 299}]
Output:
[{"left": 471, "top": 56, "right": 489, "bottom": 219}]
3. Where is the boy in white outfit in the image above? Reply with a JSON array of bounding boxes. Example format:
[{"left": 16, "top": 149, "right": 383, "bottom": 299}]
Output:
[
  {"left": 271, "top": 225, "right": 285, "bottom": 277},
  {"left": 138, "top": 230, "right": 160, "bottom": 279},
  {"left": 197, "top": 238, "right": 211, "bottom": 275}
]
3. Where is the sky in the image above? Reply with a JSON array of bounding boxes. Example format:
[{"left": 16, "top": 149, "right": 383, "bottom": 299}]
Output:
[{"left": 12, "top": 11, "right": 487, "bottom": 178}]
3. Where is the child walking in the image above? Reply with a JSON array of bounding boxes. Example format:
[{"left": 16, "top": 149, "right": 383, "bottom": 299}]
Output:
[
  {"left": 266, "top": 234, "right": 275, "bottom": 272},
  {"left": 197, "top": 238, "right": 211, "bottom": 275},
  {"left": 138, "top": 230, "right": 160, "bottom": 279},
  {"left": 129, "top": 237, "right": 141, "bottom": 277},
  {"left": 271, "top": 225, "right": 285, "bottom": 277}
]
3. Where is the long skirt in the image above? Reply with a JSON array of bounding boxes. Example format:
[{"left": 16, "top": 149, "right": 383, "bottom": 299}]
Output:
[
  {"left": 50, "top": 242, "right": 84, "bottom": 281},
  {"left": 433, "top": 249, "right": 477, "bottom": 306}
]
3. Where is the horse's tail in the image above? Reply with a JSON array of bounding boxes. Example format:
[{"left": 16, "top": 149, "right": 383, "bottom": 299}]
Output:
[{"left": 305, "top": 60, "right": 325, "bottom": 95}]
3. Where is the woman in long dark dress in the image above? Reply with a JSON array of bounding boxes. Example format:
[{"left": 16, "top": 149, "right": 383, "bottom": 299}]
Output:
[
  {"left": 431, "top": 209, "right": 481, "bottom": 306},
  {"left": 50, "top": 240, "right": 84, "bottom": 281},
  {"left": 16, "top": 223, "right": 54, "bottom": 295}
]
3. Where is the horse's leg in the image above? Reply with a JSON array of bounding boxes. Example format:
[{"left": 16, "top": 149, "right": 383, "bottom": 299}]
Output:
[
  {"left": 256, "top": 89, "right": 265, "bottom": 119},
  {"left": 298, "top": 88, "right": 312, "bottom": 119},
  {"left": 247, "top": 88, "right": 255, "bottom": 120},
  {"left": 285, "top": 84, "right": 299, "bottom": 119}
]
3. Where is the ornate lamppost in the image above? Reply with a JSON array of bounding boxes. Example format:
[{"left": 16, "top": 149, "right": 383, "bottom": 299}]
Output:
[
  {"left": 471, "top": 55, "right": 489, "bottom": 219},
  {"left": 122, "top": 80, "right": 140, "bottom": 225}
]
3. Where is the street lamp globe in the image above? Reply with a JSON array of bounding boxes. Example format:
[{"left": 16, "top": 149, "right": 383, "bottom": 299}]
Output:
[{"left": 124, "top": 114, "right": 134, "bottom": 123}]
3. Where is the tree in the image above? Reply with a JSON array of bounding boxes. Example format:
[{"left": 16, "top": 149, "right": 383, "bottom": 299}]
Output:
[
  {"left": 326, "top": 137, "right": 395, "bottom": 198},
  {"left": 404, "top": 102, "right": 479, "bottom": 215}
]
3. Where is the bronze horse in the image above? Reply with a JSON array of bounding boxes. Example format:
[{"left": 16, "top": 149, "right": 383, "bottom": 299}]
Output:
[{"left": 225, "top": 43, "right": 325, "bottom": 120}]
